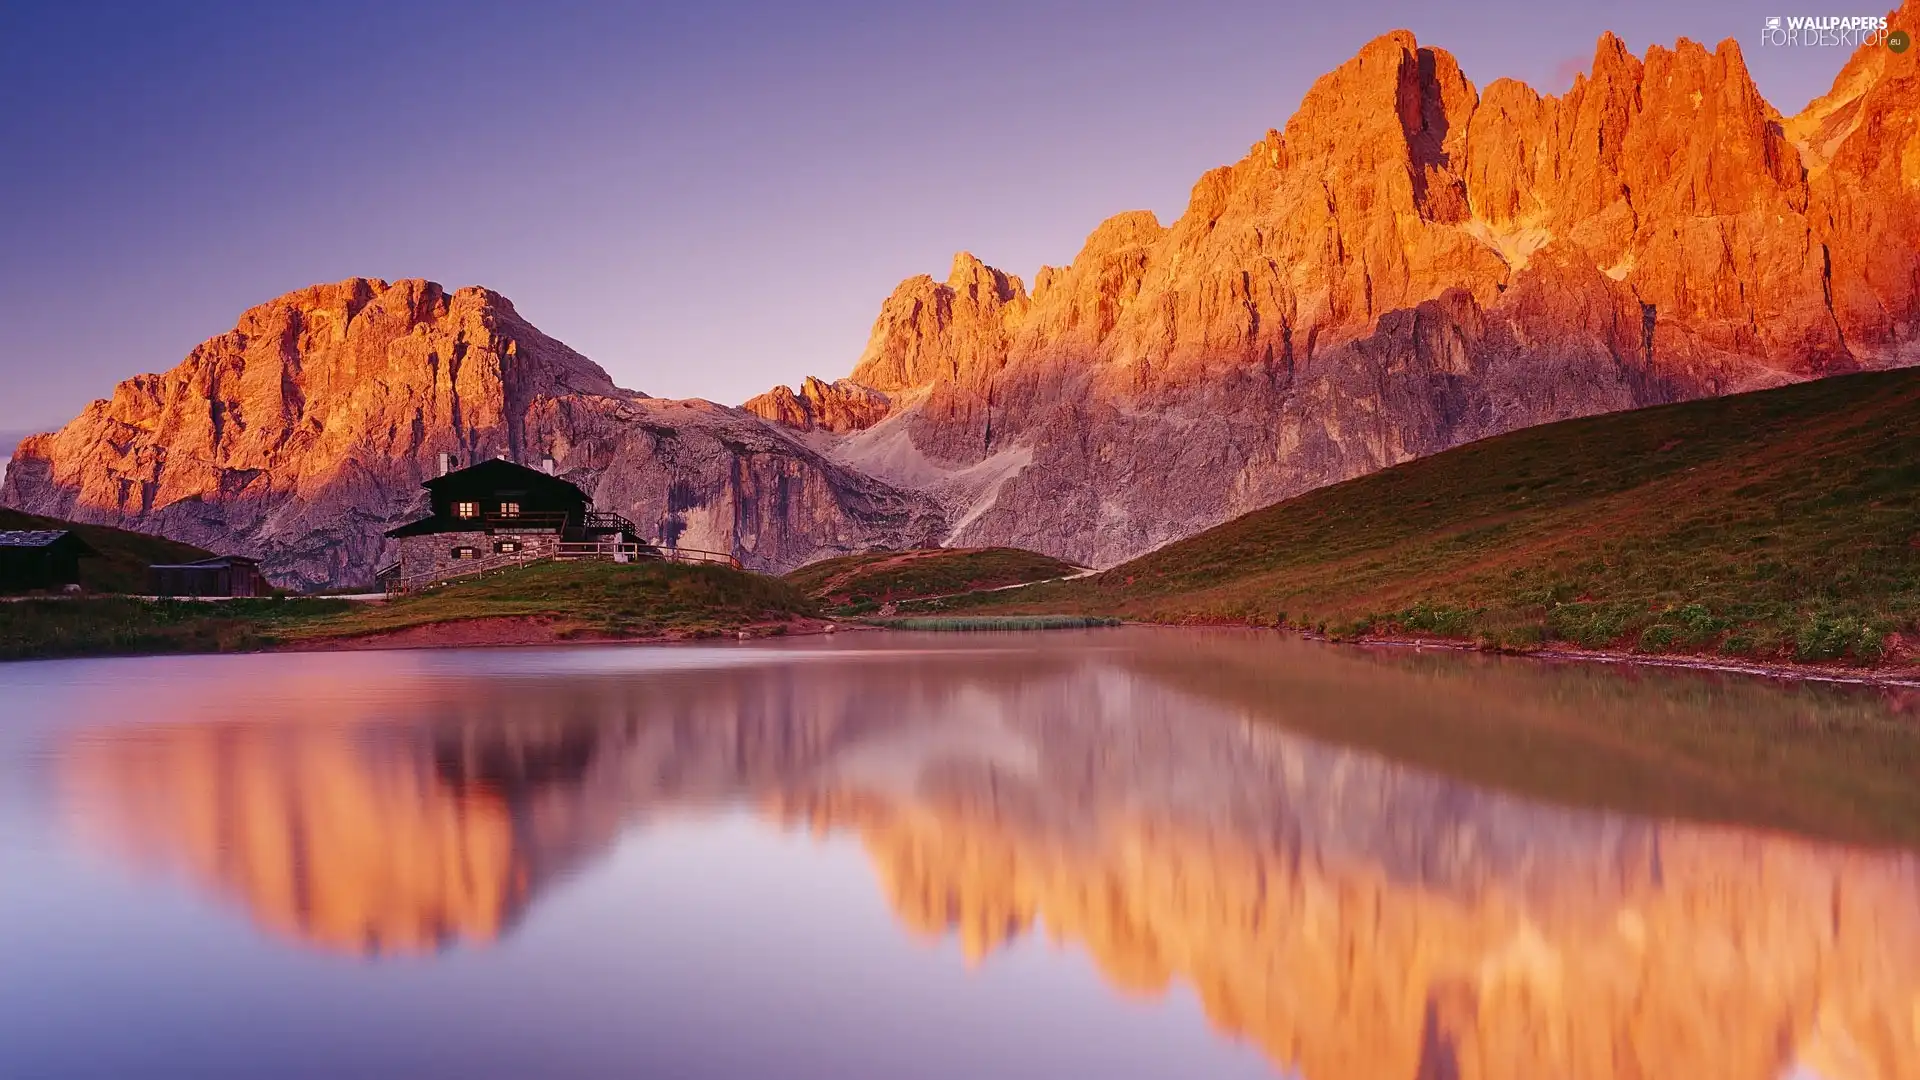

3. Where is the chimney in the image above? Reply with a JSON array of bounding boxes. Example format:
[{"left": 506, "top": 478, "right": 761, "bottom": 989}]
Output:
[
  {"left": 437, "top": 452, "right": 451, "bottom": 477},
  {"left": 541, "top": 456, "right": 555, "bottom": 475}
]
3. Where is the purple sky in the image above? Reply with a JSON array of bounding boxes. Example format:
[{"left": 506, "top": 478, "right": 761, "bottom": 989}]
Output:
[{"left": 0, "top": 1, "right": 1865, "bottom": 432}]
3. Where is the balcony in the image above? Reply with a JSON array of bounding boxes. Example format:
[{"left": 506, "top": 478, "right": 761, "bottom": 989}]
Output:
[{"left": 454, "top": 511, "right": 570, "bottom": 534}]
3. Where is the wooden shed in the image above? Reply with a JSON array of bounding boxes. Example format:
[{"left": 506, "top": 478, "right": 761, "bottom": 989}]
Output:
[
  {"left": 147, "top": 556, "right": 270, "bottom": 598},
  {"left": 0, "top": 530, "right": 96, "bottom": 592}
]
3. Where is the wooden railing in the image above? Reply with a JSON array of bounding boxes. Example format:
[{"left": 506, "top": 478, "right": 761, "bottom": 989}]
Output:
[
  {"left": 656, "top": 546, "right": 743, "bottom": 570},
  {"left": 584, "top": 510, "right": 641, "bottom": 536},
  {"left": 473, "top": 511, "right": 569, "bottom": 533},
  {"left": 555, "top": 540, "right": 647, "bottom": 561},
  {"left": 383, "top": 552, "right": 551, "bottom": 595}
]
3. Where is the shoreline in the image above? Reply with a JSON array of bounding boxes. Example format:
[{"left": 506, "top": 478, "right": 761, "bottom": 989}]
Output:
[
  {"left": 286, "top": 617, "right": 1920, "bottom": 688},
  {"left": 7, "top": 611, "right": 1916, "bottom": 689},
  {"left": 273, "top": 613, "right": 845, "bottom": 652},
  {"left": 1295, "top": 629, "right": 1920, "bottom": 688}
]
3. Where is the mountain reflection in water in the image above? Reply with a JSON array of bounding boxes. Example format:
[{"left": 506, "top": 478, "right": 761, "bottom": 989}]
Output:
[{"left": 50, "top": 633, "right": 1920, "bottom": 1080}]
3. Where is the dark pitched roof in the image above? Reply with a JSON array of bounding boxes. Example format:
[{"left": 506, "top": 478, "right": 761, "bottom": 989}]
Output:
[
  {"left": 422, "top": 458, "right": 587, "bottom": 500},
  {"left": 0, "top": 529, "right": 96, "bottom": 554}
]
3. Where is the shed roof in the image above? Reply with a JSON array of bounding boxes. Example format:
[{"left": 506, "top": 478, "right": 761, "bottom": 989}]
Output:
[
  {"left": 0, "top": 529, "right": 95, "bottom": 554},
  {"left": 148, "top": 556, "right": 262, "bottom": 570},
  {"left": 0, "top": 530, "right": 68, "bottom": 548}
]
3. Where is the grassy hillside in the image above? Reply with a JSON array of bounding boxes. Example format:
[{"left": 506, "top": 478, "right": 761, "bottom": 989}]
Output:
[
  {"left": 785, "top": 547, "right": 1080, "bottom": 614},
  {"left": 278, "top": 559, "right": 814, "bottom": 643},
  {"left": 0, "top": 559, "right": 817, "bottom": 661},
  {"left": 942, "top": 368, "right": 1920, "bottom": 667},
  {"left": 0, "top": 508, "right": 215, "bottom": 594}
]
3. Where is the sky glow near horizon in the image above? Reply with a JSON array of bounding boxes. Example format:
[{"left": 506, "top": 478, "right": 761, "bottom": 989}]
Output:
[{"left": 0, "top": 0, "right": 1871, "bottom": 431}]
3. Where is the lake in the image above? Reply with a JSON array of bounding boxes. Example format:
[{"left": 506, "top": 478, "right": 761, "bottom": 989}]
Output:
[{"left": 2, "top": 628, "right": 1918, "bottom": 1079}]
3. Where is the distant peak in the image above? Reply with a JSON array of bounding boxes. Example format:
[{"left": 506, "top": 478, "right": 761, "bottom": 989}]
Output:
[
  {"left": 451, "top": 284, "right": 520, "bottom": 316},
  {"left": 1590, "top": 30, "right": 1643, "bottom": 81},
  {"left": 1076, "top": 211, "right": 1164, "bottom": 262},
  {"left": 1358, "top": 28, "right": 1419, "bottom": 59},
  {"left": 946, "top": 252, "right": 1025, "bottom": 305},
  {"left": 947, "top": 251, "right": 990, "bottom": 286}
]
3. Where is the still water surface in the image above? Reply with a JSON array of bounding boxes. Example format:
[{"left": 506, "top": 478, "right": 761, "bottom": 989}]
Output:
[{"left": 2, "top": 629, "right": 1918, "bottom": 1079}]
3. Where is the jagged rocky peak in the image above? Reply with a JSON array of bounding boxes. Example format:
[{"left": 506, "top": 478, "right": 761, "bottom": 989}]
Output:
[
  {"left": 743, "top": 251, "right": 1031, "bottom": 432},
  {"left": 945, "top": 250, "right": 1025, "bottom": 305},
  {"left": 1277, "top": 28, "right": 1477, "bottom": 222},
  {"left": 741, "top": 376, "right": 891, "bottom": 433},
  {"left": 746, "top": 11, "right": 1920, "bottom": 568},
  {"left": 839, "top": 251, "right": 1031, "bottom": 394},
  {"left": 1792, "top": 0, "right": 1920, "bottom": 156}
]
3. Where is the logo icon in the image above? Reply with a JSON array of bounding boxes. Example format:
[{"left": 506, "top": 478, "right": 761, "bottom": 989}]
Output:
[
  {"left": 1766, "top": 16, "right": 1782, "bottom": 29},
  {"left": 1891, "top": 28, "right": 1912, "bottom": 51}
]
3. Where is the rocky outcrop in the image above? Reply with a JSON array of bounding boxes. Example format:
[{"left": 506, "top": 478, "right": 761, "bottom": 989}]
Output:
[
  {"left": 757, "top": 8, "right": 1920, "bottom": 565},
  {"left": 0, "top": 278, "right": 944, "bottom": 588},
  {"left": 848, "top": 252, "right": 1032, "bottom": 395},
  {"left": 741, "top": 375, "right": 891, "bottom": 433},
  {"left": 539, "top": 393, "right": 943, "bottom": 570}
]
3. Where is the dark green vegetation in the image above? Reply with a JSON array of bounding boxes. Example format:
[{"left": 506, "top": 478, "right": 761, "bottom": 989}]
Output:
[
  {"left": 0, "top": 508, "right": 214, "bottom": 595},
  {"left": 942, "top": 368, "right": 1920, "bottom": 667},
  {"left": 0, "top": 597, "right": 326, "bottom": 659},
  {"left": 0, "top": 560, "right": 816, "bottom": 661},
  {"left": 866, "top": 615, "right": 1121, "bottom": 632},
  {"left": 785, "top": 547, "right": 1079, "bottom": 614}
]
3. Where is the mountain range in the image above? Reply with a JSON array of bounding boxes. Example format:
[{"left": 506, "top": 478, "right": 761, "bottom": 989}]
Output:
[{"left": 7, "top": 7, "right": 1920, "bottom": 589}]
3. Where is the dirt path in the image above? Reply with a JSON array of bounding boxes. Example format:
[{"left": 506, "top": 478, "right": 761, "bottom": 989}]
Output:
[{"left": 895, "top": 567, "right": 1101, "bottom": 606}]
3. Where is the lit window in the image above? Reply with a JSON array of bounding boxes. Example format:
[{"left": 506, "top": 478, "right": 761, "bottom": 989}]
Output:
[
  {"left": 494, "top": 540, "right": 521, "bottom": 554},
  {"left": 454, "top": 501, "right": 478, "bottom": 519},
  {"left": 499, "top": 501, "right": 521, "bottom": 518},
  {"left": 452, "top": 546, "right": 479, "bottom": 560}
]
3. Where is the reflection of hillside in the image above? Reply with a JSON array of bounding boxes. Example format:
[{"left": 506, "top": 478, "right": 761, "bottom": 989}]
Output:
[{"left": 57, "top": 638, "right": 1920, "bottom": 1078}]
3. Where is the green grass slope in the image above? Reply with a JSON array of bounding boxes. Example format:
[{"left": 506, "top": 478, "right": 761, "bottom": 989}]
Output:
[
  {"left": 279, "top": 559, "right": 815, "bottom": 643},
  {"left": 0, "top": 559, "right": 817, "bottom": 661},
  {"left": 0, "top": 508, "right": 216, "bottom": 594},
  {"left": 947, "top": 368, "right": 1920, "bottom": 667},
  {"left": 785, "top": 547, "right": 1080, "bottom": 614}
]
